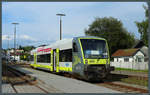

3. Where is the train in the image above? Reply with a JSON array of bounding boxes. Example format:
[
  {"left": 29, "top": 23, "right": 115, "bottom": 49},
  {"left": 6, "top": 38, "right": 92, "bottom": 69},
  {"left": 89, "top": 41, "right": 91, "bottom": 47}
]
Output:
[{"left": 30, "top": 36, "right": 114, "bottom": 81}]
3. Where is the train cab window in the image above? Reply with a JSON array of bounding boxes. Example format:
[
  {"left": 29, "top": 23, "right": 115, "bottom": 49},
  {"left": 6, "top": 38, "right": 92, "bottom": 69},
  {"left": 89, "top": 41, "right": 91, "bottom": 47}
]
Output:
[{"left": 73, "top": 43, "right": 78, "bottom": 52}]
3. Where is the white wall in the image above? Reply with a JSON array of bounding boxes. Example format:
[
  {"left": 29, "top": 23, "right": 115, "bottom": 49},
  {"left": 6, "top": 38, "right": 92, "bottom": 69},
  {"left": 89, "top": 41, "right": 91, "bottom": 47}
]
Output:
[
  {"left": 110, "top": 62, "right": 148, "bottom": 70},
  {"left": 129, "top": 58, "right": 133, "bottom": 62},
  {"left": 11, "top": 56, "right": 20, "bottom": 61},
  {"left": 133, "top": 51, "right": 144, "bottom": 62},
  {"left": 114, "top": 57, "right": 133, "bottom": 62},
  {"left": 113, "top": 51, "right": 145, "bottom": 63}
]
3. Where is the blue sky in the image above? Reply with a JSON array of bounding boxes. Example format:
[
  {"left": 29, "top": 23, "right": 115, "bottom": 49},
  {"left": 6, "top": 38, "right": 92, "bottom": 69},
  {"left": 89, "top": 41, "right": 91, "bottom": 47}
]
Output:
[{"left": 2, "top": 2, "right": 147, "bottom": 49}]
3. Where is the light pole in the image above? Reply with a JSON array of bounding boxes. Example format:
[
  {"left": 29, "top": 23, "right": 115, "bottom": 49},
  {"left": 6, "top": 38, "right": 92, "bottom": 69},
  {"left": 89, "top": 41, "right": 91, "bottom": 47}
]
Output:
[
  {"left": 12, "top": 22, "right": 19, "bottom": 61},
  {"left": 56, "top": 13, "right": 66, "bottom": 40}
]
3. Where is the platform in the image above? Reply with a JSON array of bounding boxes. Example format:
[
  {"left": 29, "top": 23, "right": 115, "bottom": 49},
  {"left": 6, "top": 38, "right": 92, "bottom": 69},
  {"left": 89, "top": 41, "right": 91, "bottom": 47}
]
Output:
[{"left": 3, "top": 65, "right": 121, "bottom": 93}]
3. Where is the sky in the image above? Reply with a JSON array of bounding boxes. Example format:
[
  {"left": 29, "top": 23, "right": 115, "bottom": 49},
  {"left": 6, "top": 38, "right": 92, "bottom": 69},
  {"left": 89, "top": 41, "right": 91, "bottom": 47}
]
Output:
[{"left": 2, "top": 2, "right": 147, "bottom": 49}]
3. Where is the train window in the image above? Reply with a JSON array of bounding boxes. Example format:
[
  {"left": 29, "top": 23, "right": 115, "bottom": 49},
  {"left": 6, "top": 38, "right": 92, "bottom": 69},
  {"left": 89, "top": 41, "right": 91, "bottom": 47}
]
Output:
[
  {"left": 37, "top": 54, "right": 51, "bottom": 63},
  {"left": 59, "top": 49, "right": 72, "bottom": 62},
  {"left": 73, "top": 43, "right": 78, "bottom": 52},
  {"left": 80, "top": 39, "right": 107, "bottom": 59}
]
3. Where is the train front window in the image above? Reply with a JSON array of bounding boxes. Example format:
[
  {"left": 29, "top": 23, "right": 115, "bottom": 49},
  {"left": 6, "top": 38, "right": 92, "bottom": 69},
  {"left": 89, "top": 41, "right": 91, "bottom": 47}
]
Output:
[{"left": 80, "top": 39, "right": 108, "bottom": 59}]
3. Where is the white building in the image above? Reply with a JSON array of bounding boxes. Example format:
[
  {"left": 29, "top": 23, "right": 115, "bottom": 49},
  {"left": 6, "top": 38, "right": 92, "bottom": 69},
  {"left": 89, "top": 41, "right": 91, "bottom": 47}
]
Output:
[
  {"left": 132, "top": 40, "right": 148, "bottom": 62},
  {"left": 6, "top": 49, "right": 24, "bottom": 62},
  {"left": 112, "top": 48, "right": 145, "bottom": 63}
]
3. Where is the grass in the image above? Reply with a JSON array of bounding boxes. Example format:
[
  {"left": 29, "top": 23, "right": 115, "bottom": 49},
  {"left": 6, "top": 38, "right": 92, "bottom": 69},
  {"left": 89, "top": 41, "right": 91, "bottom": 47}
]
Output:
[
  {"left": 115, "top": 68, "right": 148, "bottom": 73},
  {"left": 121, "top": 77, "right": 148, "bottom": 87},
  {"left": 114, "top": 67, "right": 148, "bottom": 87}
]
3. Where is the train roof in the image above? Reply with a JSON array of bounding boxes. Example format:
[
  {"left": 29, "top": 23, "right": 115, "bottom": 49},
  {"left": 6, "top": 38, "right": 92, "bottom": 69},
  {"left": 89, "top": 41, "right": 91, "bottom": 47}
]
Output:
[
  {"left": 30, "top": 36, "right": 106, "bottom": 54},
  {"left": 30, "top": 38, "right": 73, "bottom": 54},
  {"left": 74, "top": 36, "right": 106, "bottom": 40}
]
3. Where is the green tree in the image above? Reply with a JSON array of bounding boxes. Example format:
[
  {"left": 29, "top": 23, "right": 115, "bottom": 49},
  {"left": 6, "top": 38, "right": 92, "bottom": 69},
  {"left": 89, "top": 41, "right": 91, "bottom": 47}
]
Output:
[
  {"left": 19, "top": 45, "right": 23, "bottom": 50},
  {"left": 20, "top": 45, "right": 35, "bottom": 61},
  {"left": 85, "top": 17, "right": 135, "bottom": 55},
  {"left": 135, "top": 5, "right": 148, "bottom": 46},
  {"left": 23, "top": 46, "right": 35, "bottom": 52}
]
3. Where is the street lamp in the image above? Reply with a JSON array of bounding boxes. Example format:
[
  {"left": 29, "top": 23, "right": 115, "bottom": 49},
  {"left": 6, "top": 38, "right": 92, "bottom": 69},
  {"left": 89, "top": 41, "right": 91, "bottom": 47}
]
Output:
[
  {"left": 56, "top": 13, "right": 66, "bottom": 40},
  {"left": 12, "top": 22, "right": 19, "bottom": 61}
]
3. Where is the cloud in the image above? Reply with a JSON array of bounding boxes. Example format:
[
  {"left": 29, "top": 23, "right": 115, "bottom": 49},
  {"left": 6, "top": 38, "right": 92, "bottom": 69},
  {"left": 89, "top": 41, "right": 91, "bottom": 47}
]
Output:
[
  {"left": 2, "top": 35, "right": 13, "bottom": 40},
  {"left": 2, "top": 34, "right": 36, "bottom": 41},
  {"left": 2, "top": 35, "right": 8, "bottom": 40},
  {"left": 2, "top": 34, "right": 38, "bottom": 49},
  {"left": 2, "top": 2, "right": 146, "bottom": 49},
  {"left": 19, "top": 35, "right": 37, "bottom": 41}
]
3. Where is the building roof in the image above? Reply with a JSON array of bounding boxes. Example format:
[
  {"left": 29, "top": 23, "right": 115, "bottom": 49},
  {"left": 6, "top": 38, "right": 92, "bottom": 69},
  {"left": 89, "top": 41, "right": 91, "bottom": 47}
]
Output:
[
  {"left": 112, "top": 48, "right": 140, "bottom": 57},
  {"left": 10, "top": 52, "right": 24, "bottom": 56},
  {"left": 132, "top": 40, "right": 145, "bottom": 48}
]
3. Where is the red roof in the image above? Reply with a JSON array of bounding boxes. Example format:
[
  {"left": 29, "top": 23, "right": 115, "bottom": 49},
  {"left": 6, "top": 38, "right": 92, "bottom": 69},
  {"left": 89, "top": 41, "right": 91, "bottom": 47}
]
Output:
[
  {"left": 112, "top": 48, "right": 140, "bottom": 57},
  {"left": 10, "top": 52, "right": 24, "bottom": 56}
]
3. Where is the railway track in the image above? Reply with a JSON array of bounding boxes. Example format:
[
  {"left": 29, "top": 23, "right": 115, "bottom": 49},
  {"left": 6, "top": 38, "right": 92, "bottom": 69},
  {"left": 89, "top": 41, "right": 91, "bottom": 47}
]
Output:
[
  {"left": 4, "top": 65, "right": 51, "bottom": 93},
  {"left": 58, "top": 71, "right": 148, "bottom": 93},
  {"left": 96, "top": 82, "right": 148, "bottom": 93},
  {"left": 6, "top": 64, "right": 148, "bottom": 93}
]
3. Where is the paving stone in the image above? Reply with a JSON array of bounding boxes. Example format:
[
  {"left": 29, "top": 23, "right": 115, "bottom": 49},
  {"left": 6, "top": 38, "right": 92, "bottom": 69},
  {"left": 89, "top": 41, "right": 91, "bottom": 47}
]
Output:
[
  {"left": 23, "top": 68, "right": 121, "bottom": 93},
  {"left": 2, "top": 84, "right": 16, "bottom": 93},
  {"left": 14, "top": 85, "right": 45, "bottom": 93},
  {"left": 7, "top": 66, "right": 122, "bottom": 93}
]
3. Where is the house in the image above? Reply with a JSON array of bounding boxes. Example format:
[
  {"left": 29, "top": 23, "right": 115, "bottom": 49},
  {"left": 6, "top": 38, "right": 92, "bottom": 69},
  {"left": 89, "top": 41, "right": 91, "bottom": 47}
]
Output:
[
  {"left": 112, "top": 48, "right": 145, "bottom": 63},
  {"left": 7, "top": 49, "right": 24, "bottom": 62},
  {"left": 132, "top": 40, "right": 148, "bottom": 62}
]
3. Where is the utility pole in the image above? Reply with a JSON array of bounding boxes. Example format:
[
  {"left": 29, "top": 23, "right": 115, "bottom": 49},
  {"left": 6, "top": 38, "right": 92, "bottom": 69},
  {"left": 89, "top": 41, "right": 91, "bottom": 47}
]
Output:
[
  {"left": 12, "top": 22, "right": 19, "bottom": 62},
  {"left": 56, "top": 13, "right": 66, "bottom": 40}
]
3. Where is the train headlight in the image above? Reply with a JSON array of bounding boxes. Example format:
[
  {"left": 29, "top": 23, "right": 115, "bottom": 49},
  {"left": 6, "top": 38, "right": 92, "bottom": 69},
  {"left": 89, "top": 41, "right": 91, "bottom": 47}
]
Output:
[{"left": 75, "top": 65, "right": 81, "bottom": 70}]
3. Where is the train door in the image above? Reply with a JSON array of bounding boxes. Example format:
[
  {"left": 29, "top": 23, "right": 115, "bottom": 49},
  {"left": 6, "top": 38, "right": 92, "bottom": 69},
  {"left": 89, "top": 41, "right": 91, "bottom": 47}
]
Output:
[
  {"left": 53, "top": 49, "right": 56, "bottom": 72},
  {"left": 34, "top": 53, "right": 37, "bottom": 64},
  {"left": 52, "top": 49, "right": 59, "bottom": 72},
  {"left": 33, "top": 53, "right": 37, "bottom": 68}
]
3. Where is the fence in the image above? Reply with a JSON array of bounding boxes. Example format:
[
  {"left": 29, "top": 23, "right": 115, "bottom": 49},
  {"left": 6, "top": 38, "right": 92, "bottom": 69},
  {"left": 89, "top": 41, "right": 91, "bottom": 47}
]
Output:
[{"left": 110, "top": 62, "right": 148, "bottom": 70}]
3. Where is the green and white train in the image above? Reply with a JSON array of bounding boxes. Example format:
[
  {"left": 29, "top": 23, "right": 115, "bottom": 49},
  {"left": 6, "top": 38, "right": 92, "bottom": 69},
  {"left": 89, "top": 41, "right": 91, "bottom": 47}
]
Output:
[{"left": 30, "top": 36, "right": 114, "bottom": 81}]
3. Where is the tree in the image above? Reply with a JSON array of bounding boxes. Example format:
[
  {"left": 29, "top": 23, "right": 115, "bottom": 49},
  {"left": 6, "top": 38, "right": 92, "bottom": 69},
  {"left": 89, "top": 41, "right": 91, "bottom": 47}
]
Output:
[
  {"left": 19, "top": 45, "right": 23, "bottom": 50},
  {"left": 19, "top": 45, "right": 35, "bottom": 61},
  {"left": 85, "top": 17, "right": 135, "bottom": 56},
  {"left": 135, "top": 5, "right": 148, "bottom": 46},
  {"left": 23, "top": 46, "right": 35, "bottom": 52}
]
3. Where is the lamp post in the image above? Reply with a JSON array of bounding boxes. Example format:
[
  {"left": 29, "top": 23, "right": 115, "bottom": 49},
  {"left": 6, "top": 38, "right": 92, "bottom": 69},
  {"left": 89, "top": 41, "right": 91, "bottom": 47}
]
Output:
[
  {"left": 12, "top": 22, "right": 19, "bottom": 61},
  {"left": 56, "top": 13, "right": 66, "bottom": 40}
]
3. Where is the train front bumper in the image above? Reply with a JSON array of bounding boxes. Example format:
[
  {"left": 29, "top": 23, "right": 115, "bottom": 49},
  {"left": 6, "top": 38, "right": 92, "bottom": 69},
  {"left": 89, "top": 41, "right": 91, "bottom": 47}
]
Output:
[{"left": 84, "top": 64, "right": 114, "bottom": 81}]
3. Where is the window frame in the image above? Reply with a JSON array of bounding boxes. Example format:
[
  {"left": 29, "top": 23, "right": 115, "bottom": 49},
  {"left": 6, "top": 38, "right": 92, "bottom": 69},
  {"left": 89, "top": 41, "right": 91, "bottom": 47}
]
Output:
[{"left": 124, "top": 58, "right": 129, "bottom": 62}]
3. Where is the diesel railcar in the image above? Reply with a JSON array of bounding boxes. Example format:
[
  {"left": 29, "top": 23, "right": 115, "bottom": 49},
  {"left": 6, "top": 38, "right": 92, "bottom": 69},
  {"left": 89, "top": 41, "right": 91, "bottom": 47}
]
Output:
[{"left": 30, "top": 36, "right": 114, "bottom": 81}]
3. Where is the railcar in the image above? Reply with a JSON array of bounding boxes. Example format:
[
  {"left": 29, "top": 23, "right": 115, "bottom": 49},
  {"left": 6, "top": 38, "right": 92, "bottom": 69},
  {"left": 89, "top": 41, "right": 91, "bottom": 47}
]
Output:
[{"left": 30, "top": 36, "right": 114, "bottom": 81}]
